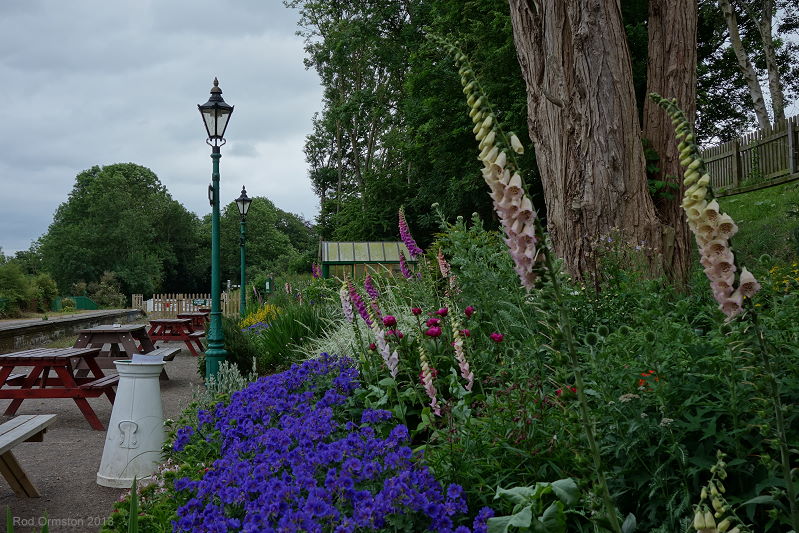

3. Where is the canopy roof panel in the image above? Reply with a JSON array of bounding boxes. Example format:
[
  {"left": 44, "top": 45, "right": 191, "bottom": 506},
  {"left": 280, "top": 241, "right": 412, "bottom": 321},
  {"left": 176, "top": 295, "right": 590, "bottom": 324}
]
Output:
[{"left": 320, "top": 241, "right": 415, "bottom": 263}]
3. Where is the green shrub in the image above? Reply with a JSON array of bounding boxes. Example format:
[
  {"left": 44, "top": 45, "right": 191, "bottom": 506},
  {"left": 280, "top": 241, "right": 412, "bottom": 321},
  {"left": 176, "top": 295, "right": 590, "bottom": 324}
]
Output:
[{"left": 61, "top": 298, "right": 76, "bottom": 311}]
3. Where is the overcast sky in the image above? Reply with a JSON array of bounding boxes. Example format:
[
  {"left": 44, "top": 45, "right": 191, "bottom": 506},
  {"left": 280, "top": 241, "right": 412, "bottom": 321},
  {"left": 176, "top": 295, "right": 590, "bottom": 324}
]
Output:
[{"left": 0, "top": 0, "right": 323, "bottom": 255}]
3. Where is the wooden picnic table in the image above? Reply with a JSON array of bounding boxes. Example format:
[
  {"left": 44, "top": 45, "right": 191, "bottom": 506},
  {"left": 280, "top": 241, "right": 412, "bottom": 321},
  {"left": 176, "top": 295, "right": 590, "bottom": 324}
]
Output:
[
  {"left": 148, "top": 319, "right": 205, "bottom": 357},
  {"left": 176, "top": 312, "right": 210, "bottom": 331},
  {"left": 73, "top": 324, "right": 157, "bottom": 374},
  {"left": 0, "top": 347, "right": 116, "bottom": 430}
]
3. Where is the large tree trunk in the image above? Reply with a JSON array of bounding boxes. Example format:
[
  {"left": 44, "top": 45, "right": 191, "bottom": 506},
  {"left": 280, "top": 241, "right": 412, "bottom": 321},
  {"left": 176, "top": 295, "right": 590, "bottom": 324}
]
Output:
[
  {"left": 507, "top": 0, "right": 662, "bottom": 280},
  {"left": 719, "top": 0, "right": 771, "bottom": 130},
  {"left": 757, "top": 0, "right": 786, "bottom": 122},
  {"left": 643, "top": 0, "right": 698, "bottom": 286}
]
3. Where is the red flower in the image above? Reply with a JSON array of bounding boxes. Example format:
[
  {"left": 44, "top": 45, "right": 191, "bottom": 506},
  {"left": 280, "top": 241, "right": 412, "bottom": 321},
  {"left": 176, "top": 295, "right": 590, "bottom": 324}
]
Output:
[
  {"left": 459, "top": 328, "right": 471, "bottom": 337},
  {"left": 369, "top": 343, "right": 377, "bottom": 351},
  {"left": 426, "top": 317, "right": 441, "bottom": 327},
  {"left": 382, "top": 315, "right": 397, "bottom": 327},
  {"left": 411, "top": 307, "right": 423, "bottom": 316},
  {"left": 464, "top": 305, "right": 475, "bottom": 318},
  {"left": 436, "top": 307, "right": 449, "bottom": 317},
  {"left": 489, "top": 332, "right": 504, "bottom": 343},
  {"left": 425, "top": 326, "right": 443, "bottom": 337},
  {"left": 555, "top": 386, "right": 577, "bottom": 397}
]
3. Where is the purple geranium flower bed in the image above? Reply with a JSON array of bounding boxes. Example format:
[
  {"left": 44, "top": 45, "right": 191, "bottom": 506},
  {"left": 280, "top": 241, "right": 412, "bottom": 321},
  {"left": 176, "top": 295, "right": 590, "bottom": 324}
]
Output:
[{"left": 172, "top": 353, "right": 492, "bottom": 532}]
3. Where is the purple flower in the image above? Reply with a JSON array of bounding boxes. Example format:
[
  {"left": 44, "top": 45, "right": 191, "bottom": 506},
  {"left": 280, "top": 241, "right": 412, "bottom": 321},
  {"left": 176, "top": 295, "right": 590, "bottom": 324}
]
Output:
[
  {"left": 364, "top": 275, "right": 379, "bottom": 301},
  {"left": 399, "top": 252, "right": 413, "bottom": 279},
  {"left": 169, "top": 353, "right": 487, "bottom": 531},
  {"left": 311, "top": 262, "right": 321, "bottom": 278},
  {"left": 348, "top": 281, "right": 372, "bottom": 326},
  {"left": 398, "top": 207, "right": 424, "bottom": 259}
]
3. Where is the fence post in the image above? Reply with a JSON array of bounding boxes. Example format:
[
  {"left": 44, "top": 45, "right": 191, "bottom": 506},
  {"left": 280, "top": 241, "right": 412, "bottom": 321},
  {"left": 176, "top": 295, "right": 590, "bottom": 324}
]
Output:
[
  {"left": 730, "top": 140, "right": 742, "bottom": 187},
  {"left": 788, "top": 118, "right": 797, "bottom": 175}
]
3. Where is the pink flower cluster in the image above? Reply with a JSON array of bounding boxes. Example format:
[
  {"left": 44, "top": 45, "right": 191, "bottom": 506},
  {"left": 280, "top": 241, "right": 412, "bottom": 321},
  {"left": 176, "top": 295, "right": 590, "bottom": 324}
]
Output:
[{"left": 398, "top": 207, "right": 424, "bottom": 259}]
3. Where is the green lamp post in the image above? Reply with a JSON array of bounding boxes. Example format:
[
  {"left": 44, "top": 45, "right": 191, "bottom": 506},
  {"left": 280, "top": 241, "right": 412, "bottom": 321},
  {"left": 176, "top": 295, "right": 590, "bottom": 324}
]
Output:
[
  {"left": 235, "top": 186, "right": 252, "bottom": 317},
  {"left": 198, "top": 77, "right": 234, "bottom": 379}
]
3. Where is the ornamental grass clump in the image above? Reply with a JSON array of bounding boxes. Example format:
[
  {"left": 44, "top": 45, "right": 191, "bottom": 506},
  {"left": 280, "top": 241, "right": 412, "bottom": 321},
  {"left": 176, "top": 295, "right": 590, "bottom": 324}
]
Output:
[
  {"left": 650, "top": 94, "right": 761, "bottom": 319},
  {"left": 171, "top": 354, "right": 493, "bottom": 532}
]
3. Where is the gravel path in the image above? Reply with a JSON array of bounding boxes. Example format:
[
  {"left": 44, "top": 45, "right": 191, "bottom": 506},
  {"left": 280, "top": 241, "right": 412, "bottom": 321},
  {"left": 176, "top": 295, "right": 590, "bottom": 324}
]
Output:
[{"left": 0, "top": 343, "right": 202, "bottom": 532}]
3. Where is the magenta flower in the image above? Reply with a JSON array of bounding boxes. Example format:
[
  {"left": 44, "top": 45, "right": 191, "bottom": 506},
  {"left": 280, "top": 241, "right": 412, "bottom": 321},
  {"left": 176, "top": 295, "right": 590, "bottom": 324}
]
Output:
[
  {"left": 364, "top": 275, "right": 379, "bottom": 301},
  {"left": 382, "top": 315, "right": 397, "bottom": 327},
  {"left": 411, "top": 307, "right": 423, "bottom": 316},
  {"left": 311, "top": 262, "right": 321, "bottom": 278},
  {"left": 425, "top": 326, "right": 443, "bottom": 338},
  {"left": 426, "top": 317, "right": 441, "bottom": 327},
  {"left": 398, "top": 207, "right": 424, "bottom": 258},
  {"left": 436, "top": 307, "right": 448, "bottom": 317},
  {"left": 369, "top": 343, "right": 377, "bottom": 351},
  {"left": 464, "top": 306, "right": 475, "bottom": 318},
  {"left": 398, "top": 252, "right": 413, "bottom": 279},
  {"left": 347, "top": 281, "right": 372, "bottom": 326},
  {"left": 490, "top": 332, "right": 504, "bottom": 343},
  {"left": 460, "top": 329, "right": 471, "bottom": 337}
]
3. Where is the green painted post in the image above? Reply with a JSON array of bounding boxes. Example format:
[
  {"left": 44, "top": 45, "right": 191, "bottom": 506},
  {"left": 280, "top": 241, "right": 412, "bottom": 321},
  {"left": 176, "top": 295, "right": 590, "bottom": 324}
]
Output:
[
  {"left": 239, "top": 218, "right": 246, "bottom": 317},
  {"left": 205, "top": 146, "right": 227, "bottom": 378}
]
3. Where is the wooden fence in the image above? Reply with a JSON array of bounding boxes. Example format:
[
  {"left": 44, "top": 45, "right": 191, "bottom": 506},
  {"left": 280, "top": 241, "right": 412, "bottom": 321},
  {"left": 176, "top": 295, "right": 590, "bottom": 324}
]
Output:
[
  {"left": 701, "top": 115, "right": 799, "bottom": 196},
  {"left": 131, "top": 293, "right": 239, "bottom": 318}
]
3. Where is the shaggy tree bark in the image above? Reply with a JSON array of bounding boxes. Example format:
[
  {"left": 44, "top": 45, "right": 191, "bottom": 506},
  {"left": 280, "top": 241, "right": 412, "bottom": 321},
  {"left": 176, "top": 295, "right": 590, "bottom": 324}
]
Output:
[
  {"left": 507, "top": 0, "right": 663, "bottom": 280},
  {"left": 719, "top": 0, "right": 771, "bottom": 129},
  {"left": 643, "top": 0, "right": 698, "bottom": 286},
  {"left": 756, "top": 0, "right": 786, "bottom": 122}
]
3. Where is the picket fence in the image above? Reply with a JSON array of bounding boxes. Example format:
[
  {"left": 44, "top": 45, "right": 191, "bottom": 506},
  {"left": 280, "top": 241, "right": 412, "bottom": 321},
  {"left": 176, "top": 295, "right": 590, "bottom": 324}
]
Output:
[
  {"left": 701, "top": 115, "right": 799, "bottom": 196},
  {"left": 131, "top": 293, "right": 239, "bottom": 318}
]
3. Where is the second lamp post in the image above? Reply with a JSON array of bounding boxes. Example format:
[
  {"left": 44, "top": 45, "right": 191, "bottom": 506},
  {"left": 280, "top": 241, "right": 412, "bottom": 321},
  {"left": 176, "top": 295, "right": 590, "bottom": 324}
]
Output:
[{"left": 235, "top": 186, "right": 252, "bottom": 317}]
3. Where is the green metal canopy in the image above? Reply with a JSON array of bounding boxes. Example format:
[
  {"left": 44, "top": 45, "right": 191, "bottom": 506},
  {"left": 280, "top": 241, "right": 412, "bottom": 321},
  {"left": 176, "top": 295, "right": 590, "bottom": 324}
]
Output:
[{"left": 319, "top": 241, "right": 416, "bottom": 279}]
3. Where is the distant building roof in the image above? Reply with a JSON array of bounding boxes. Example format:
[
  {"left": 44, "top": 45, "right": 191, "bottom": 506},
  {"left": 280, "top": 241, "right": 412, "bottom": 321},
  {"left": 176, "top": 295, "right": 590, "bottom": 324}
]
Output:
[{"left": 319, "top": 241, "right": 415, "bottom": 263}]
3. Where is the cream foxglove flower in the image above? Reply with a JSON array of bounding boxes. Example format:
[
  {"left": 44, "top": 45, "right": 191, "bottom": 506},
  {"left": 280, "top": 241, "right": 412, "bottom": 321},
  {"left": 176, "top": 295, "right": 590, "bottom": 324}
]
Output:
[
  {"left": 703, "top": 199, "right": 721, "bottom": 222},
  {"left": 510, "top": 133, "right": 524, "bottom": 154},
  {"left": 716, "top": 214, "right": 738, "bottom": 239},
  {"left": 738, "top": 267, "right": 761, "bottom": 298}
]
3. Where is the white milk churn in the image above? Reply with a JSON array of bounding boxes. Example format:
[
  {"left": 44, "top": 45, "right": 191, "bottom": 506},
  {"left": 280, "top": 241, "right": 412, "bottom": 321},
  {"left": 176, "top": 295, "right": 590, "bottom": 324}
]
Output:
[{"left": 97, "top": 358, "right": 166, "bottom": 488}]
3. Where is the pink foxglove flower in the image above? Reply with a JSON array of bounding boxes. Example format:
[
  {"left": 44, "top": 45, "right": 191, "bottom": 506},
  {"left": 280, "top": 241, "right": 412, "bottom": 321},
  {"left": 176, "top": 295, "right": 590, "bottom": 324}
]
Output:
[
  {"left": 449, "top": 314, "right": 474, "bottom": 391},
  {"left": 311, "top": 262, "right": 321, "bottom": 278},
  {"left": 339, "top": 284, "right": 354, "bottom": 322},
  {"left": 437, "top": 248, "right": 451, "bottom": 278},
  {"left": 398, "top": 207, "right": 424, "bottom": 258},
  {"left": 418, "top": 345, "right": 440, "bottom": 416},
  {"left": 347, "top": 281, "right": 372, "bottom": 326},
  {"left": 364, "top": 275, "right": 379, "bottom": 301},
  {"left": 398, "top": 252, "right": 413, "bottom": 279}
]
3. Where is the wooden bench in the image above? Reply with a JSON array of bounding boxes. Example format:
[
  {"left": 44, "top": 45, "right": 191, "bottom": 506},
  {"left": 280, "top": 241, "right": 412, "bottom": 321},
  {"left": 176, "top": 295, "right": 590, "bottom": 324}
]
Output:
[
  {"left": 0, "top": 414, "right": 57, "bottom": 497},
  {"left": 134, "top": 347, "right": 182, "bottom": 380},
  {"left": 147, "top": 347, "right": 181, "bottom": 362}
]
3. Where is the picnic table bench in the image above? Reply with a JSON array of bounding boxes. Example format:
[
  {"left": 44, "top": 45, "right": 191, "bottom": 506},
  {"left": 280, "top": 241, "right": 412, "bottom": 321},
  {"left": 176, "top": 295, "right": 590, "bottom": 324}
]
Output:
[
  {"left": 0, "top": 347, "right": 116, "bottom": 430},
  {"left": 148, "top": 319, "right": 205, "bottom": 357},
  {"left": 0, "top": 414, "right": 57, "bottom": 497},
  {"left": 176, "top": 311, "right": 210, "bottom": 331},
  {"left": 73, "top": 324, "right": 179, "bottom": 379}
]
